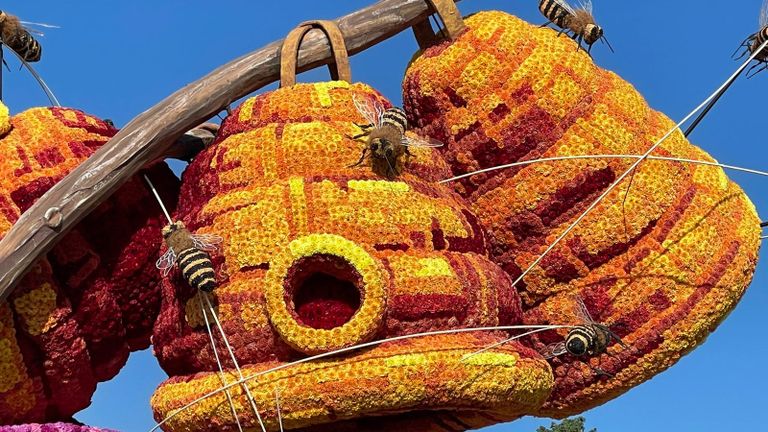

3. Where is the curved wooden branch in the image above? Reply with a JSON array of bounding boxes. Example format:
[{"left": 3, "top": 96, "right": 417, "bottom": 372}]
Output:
[{"left": 0, "top": 0, "right": 463, "bottom": 296}]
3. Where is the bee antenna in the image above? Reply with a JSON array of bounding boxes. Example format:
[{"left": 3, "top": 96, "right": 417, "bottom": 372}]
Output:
[{"left": 601, "top": 35, "right": 615, "bottom": 53}]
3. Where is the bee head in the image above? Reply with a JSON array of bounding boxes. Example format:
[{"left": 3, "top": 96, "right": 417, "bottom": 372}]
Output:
[
  {"left": 162, "top": 221, "right": 186, "bottom": 239},
  {"left": 585, "top": 24, "right": 603, "bottom": 45},
  {"left": 566, "top": 333, "right": 589, "bottom": 356},
  {"left": 371, "top": 138, "right": 390, "bottom": 158}
]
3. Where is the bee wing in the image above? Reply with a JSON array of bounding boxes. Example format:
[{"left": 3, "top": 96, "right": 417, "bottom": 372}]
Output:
[
  {"left": 761, "top": 0, "right": 768, "bottom": 29},
  {"left": 20, "top": 21, "right": 60, "bottom": 37},
  {"left": 22, "top": 28, "right": 45, "bottom": 37},
  {"left": 191, "top": 233, "right": 223, "bottom": 252},
  {"left": 352, "top": 94, "right": 384, "bottom": 128},
  {"left": 20, "top": 21, "right": 60, "bottom": 29},
  {"left": 540, "top": 341, "right": 568, "bottom": 359},
  {"left": 156, "top": 248, "right": 178, "bottom": 276},
  {"left": 577, "top": 0, "right": 593, "bottom": 14},
  {"left": 552, "top": 0, "right": 577, "bottom": 15},
  {"left": 401, "top": 135, "right": 445, "bottom": 148},
  {"left": 572, "top": 295, "right": 596, "bottom": 325}
]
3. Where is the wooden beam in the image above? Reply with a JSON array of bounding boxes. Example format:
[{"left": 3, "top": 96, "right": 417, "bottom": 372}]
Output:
[{"left": 0, "top": 0, "right": 463, "bottom": 297}]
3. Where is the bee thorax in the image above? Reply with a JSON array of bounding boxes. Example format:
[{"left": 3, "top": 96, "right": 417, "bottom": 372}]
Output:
[{"left": 382, "top": 108, "right": 407, "bottom": 134}]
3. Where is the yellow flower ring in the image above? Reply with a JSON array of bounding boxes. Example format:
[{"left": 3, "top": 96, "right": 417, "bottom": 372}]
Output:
[{"left": 264, "top": 233, "right": 387, "bottom": 355}]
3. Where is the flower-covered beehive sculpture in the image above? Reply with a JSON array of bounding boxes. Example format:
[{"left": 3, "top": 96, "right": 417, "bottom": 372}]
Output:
[
  {"left": 403, "top": 10, "right": 760, "bottom": 417},
  {"left": 0, "top": 103, "right": 178, "bottom": 425},
  {"left": 150, "top": 74, "right": 559, "bottom": 430}
]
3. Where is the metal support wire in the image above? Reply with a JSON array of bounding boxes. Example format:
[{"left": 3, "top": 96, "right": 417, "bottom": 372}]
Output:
[
  {"left": 199, "top": 296, "right": 244, "bottom": 432},
  {"left": 461, "top": 327, "right": 562, "bottom": 361},
  {"left": 202, "top": 293, "right": 267, "bottom": 432},
  {"left": 683, "top": 67, "right": 745, "bottom": 137}
]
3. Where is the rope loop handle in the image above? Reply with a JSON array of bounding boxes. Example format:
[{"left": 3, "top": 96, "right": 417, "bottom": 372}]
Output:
[
  {"left": 280, "top": 20, "right": 351, "bottom": 87},
  {"left": 412, "top": 0, "right": 467, "bottom": 50}
]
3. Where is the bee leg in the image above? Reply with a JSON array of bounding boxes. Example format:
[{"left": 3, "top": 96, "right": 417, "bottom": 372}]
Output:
[
  {"left": 749, "top": 65, "right": 768, "bottom": 79},
  {"left": 348, "top": 148, "right": 369, "bottom": 168},
  {"left": 733, "top": 33, "right": 757, "bottom": 58},
  {"left": 355, "top": 122, "right": 374, "bottom": 131},
  {"left": 587, "top": 42, "right": 594, "bottom": 56},
  {"left": 590, "top": 365, "right": 614, "bottom": 379},
  {"left": 745, "top": 62, "right": 767, "bottom": 79},
  {"left": 539, "top": 20, "right": 553, "bottom": 28},
  {"left": 575, "top": 35, "right": 583, "bottom": 52},
  {"left": 404, "top": 147, "right": 414, "bottom": 165},
  {"left": 734, "top": 46, "right": 752, "bottom": 61}
]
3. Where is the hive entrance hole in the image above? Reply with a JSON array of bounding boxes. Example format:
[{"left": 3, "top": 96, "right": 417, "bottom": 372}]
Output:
[{"left": 288, "top": 255, "right": 362, "bottom": 330}]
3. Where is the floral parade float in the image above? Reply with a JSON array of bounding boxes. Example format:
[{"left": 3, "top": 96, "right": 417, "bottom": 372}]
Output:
[{"left": 0, "top": 1, "right": 762, "bottom": 431}]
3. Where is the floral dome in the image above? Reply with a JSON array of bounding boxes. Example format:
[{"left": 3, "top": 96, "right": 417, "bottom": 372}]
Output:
[{"left": 403, "top": 10, "right": 760, "bottom": 416}]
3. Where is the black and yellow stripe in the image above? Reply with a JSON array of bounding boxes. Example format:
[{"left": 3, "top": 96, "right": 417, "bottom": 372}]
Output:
[
  {"left": 382, "top": 107, "right": 408, "bottom": 134},
  {"left": 754, "top": 27, "right": 768, "bottom": 60},
  {"left": 565, "top": 326, "right": 592, "bottom": 356},
  {"left": 17, "top": 31, "right": 41, "bottom": 62},
  {"left": 539, "top": 0, "right": 572, "bottom": 28},
  {"left": 178, "top": 248, "right": 217, "bottom": 292}
]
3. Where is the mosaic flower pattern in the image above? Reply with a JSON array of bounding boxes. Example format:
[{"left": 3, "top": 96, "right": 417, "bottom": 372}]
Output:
[
  {"left": 0, "top": 105, "right": 178, "bottom": 424},
  {"left": 403, "top": 10, "right": 760, "bottom": 417},
  {"left": 151, "top": 81, "right": 552, "bottom": 430}
]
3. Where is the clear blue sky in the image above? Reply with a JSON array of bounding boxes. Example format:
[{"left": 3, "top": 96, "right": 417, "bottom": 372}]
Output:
[{"left": 5, "top": 1, "right": 768, "bottom": 431}]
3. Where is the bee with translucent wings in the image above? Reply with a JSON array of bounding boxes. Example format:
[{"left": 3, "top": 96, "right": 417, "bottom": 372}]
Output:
[
  {"left": 540, "top": 295, "right": 629, "bottom": 376},
  {"left": 0, "top": 11, "right": 58, "bottom": 62},
  {"left": 734, "top": 0, "right": 768, "bottom": 77},
  {"left": 156, "top": 221, "right": 223, "bottom": 292},
  {"left": 348, "top": 94, "right": 444, "bottom": 179},
  {"left": 538, "top": 0, "right": 613, "bottom": 54}
]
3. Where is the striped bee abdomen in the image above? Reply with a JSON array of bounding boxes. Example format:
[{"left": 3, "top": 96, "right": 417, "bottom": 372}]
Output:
[
  {"left": 752, "top": 28, "right": 768, "bottom": 60},
  {"left": 17, "top": 31, "right": 41, "bottom": 62},
  {"left": 539, "top": 0, "right": 572, "bottom": 28},
  {"left": 565, "top": 326, "right": 593, "bottom": 356},
  {"left": 178, "top": 247, "right": 217, "bottom": 292},
  {"left": 382, "top": 107, "right": 408, "bottom": 134}
]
